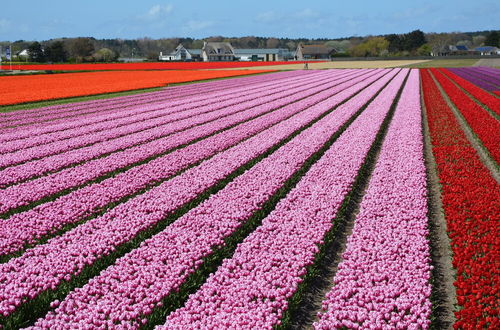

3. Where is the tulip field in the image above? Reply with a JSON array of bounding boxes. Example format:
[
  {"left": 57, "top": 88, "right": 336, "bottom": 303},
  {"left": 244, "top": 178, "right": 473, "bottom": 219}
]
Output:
[{"left": 0, "top": 67, "right": 498, "bottom": 329}]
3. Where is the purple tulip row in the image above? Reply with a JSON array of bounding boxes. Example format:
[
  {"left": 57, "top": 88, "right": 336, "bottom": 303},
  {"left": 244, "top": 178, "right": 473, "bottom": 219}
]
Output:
[
  {"left": 448, "top": 68, "right": 499, "bottom": 92},
  {"left": 161, "top": 69, "right": 409, "bottom": 329},
  {"left": 0, "top": 70, "right": 317, "bottom": 143},
  {"left": 0, "top": 70, "right": 309, "bottom": 129},
  {"left": 28, "top": 69, "right": 401, "bottom": 329},
  {"left": 0, "top": 70, "right": 392, "bottom": 321},
  {"left": 0, "top": 70, "right": 336, "bottom": 166},
  {"left": 0, "top": 71, "right": 355, "bottom": 188},
  {"left": 314, "top": 70, "right": 433, "bottom": 329},
  {"left": 0, "top": 70, "right": 387, "bottom": 257},
  {"left": 467, "top": 67, "right": 500, "bottom": 85}
]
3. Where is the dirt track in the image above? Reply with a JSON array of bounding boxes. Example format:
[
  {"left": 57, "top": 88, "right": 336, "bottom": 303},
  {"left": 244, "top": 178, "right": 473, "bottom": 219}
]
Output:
[
  {"left": 474, "top": 58, "right": 500, "bottom": 67},
  {"left": 217, "top": 60, "right": 430, "bottom": 70}
]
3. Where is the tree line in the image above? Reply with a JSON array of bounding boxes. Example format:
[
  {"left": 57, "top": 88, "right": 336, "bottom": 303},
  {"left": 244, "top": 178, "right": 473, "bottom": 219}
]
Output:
[{"left": 1, "top": 30, "right": 498, "bottom": 63}]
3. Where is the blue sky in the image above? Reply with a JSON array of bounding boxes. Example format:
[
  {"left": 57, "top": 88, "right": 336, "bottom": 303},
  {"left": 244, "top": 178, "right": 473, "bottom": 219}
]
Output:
[{"left": 0, "top": 0, "right": 498, "bottom": 41}]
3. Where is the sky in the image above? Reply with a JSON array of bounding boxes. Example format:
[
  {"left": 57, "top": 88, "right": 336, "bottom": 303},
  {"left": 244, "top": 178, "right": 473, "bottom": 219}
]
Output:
[{"left": 0, "top": 0, "right": 498, "bottom": 41}]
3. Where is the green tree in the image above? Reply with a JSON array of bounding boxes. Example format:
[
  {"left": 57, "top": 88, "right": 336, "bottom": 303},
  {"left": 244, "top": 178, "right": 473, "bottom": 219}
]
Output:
[
  {"left": 45, "top": 41, "right": 68, "bottom": 62},
  {"left": 484, "top": 31, "right": 499, "bottom": 47},
  {"left": 402, "top": 30, "right": 426, "bottom": 52},
  {"left": 385, "top": 34, "right": 402, "bottom": 53},
  {"left": 349, "top": 37, "right": 389, "bottom": 57},
  {"left": 69, "top": 38, "right": 95, "bottom": 62},
  {"left": 94, "top": 48, "right": 117, "bottom": 62},
  {"left": 416, "top": 44, "right": 432, "bottom": 56},
  {"left": 27, "top": 41, "right": 45, "bottom": 62}
]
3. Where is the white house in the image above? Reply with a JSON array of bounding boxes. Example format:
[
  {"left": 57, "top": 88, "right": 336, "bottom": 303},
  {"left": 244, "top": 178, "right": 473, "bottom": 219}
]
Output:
[
  {"left": 202, "top": 42, "right": 235, "bottom": 62},
  {"left": 474, "top": 46, "right": 500, "bottom": 56},
  {"left": 159, "top": 44, "right": 202, "bottom": 61}
]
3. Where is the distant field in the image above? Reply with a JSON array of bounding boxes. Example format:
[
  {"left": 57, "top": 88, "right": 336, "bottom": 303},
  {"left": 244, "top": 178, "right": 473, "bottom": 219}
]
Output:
[
  {"left": 218, "top": 60, "right": 431, "bottom": 70},
  {"left": 402, "top": 59, "right": 478, "bottom": 68}
]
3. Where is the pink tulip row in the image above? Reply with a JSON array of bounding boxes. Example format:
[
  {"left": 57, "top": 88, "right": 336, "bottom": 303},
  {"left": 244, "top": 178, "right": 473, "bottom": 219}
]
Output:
[
  {"left": 0, "top": 71, "right": 354, "bottom": 188},
  {"left": 0, "top": 70, "right": 307, "bottom": 125},
  {"left": 314, "top": 70, "right": 432, "bottom": 330},
  {"left": 0, "top": 70, "right": 309, "bottom": 130},
  {"left": 29, "top": 69, "right": 401, "bottom": 329},
  {"left": 0, "top": 70, "right": 335, "bottom": 166},
  {"left": 0, "top": 69, "right": 384, "bottom": 257},
  {"left": 0, "top": 70, "right": 391, "bottom": 321},
  {"left": 0, "top": 72, "right": 369, "bottom": 215},
  {"left": 161, "top": 69, "right": 409, "bottom": 329},
  {"left": 0, "top": 70, "right": 319, "bottom": 145}
]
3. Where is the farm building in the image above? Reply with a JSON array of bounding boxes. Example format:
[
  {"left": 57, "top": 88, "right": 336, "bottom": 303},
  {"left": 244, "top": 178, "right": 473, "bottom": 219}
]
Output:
[
  {"left": 295, "top": 44, "right": 336, "bottom": 60},
  {"left": 431, "top": 45, "right": 477, "bottom": 56},
  {"left": 234, "top": 48, "right": 293, "bottom": 61},
  {"left": 202, "top": 42, "right": 235, "bottom": 62},
  {"left": 159, "top": 44, "right": 202, "bottom": 61},
  {"left": 474, "top": 46, "right": 500, "bottom": 55}
]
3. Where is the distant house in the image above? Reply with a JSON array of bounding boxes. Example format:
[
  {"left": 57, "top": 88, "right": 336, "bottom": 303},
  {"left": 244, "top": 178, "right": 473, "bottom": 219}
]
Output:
[
  {"left": 202, "top": 42, "right": 235, "bottom": 62},
  {"left": 474, "top": 46, "right": 500, "bottom": 56},
  {"left": 159, "top": 44, "right": 202, "bottom": 61},
  {"left": 295, "top": 44, "right": 336, "bottom": 60},
  {"left": 431, "top": 45, "right": 476, "bottom": 56},
  {"left": 234, "top": 48, "right": 293, "bottom": 61}
]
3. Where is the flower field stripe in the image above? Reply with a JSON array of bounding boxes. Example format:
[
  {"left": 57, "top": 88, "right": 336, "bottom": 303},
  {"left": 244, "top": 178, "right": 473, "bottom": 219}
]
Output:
[
  {"left": 162, "top": 70, "right": 409, "bottom": 329},
  {"left": 0, "top": 71, "right": 336, "bottom": 164},
  {"left": 314, "top": 70, "right": 433, "bottom": 329},
  {"left": 430, "top": 68, "right": 500, "bottom": 165},
  {"left": 0, "top": 70, "right": 389, "bottom": 258},
  {"left": 421, "top": 68, "right": 499, "bottom": 329},
  {"left": 440, "top": 69, "right": 500, "bottom": 118},
  {"left": 0, "top": 71, "right": 319, "bottom": 141},
  {"left": 0, "top": 70, "right": 397, "bottom": 329},
  {"left": 28, "top": 69, "right": 402, "bottom": 330},
  {"left": 0, "top": 70, "right": 307, "bottom": 124},
  {"left": 0, "top": 72, "right": 375, "bottom": 213},
  {"left": 447, "top": 67, "right": 500, "bottom": 92},
  {"left": 0, "top": 70, "right": 278, "bottom": 106},
  {"left": 0, "top": 71, "right": 314, "bottom": 132},
  {"left": 472, "top": 67, "right": 500, "bottom": 85},
  {"left": 0, "top": 70, "right": 360, "bottom": 188},
  {"left": 0, "top": 71, "right": 381, "bottom": 229},
  {"left": 0, "top": 61, "right": 314, "bottom": 71}
]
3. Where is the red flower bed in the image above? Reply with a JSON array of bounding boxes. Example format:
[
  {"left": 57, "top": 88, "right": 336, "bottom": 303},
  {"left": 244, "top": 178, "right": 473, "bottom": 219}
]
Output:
[
  {"left": 431, "top": 68, "right": 500, "bottom": 164},
  {"left": 440, "top": 68, "right": 500, "bottom": 116},
  {"left": 421, "top": 69, "right": 499, "bottom": 329},
  {"left": 0, "top": 61, "right": 313, "bottom": 71},
  {"left": 0, "top": 70, "right": 271, "bottom": 105}
]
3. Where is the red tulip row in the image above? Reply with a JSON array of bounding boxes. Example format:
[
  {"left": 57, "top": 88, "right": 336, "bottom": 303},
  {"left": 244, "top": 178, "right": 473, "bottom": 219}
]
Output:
[
  {"left": 421, "top": 68, "right": 499, "bottom": 329},
  {"left": 430, "top": 68, "right": 500, "bottom": 164}
]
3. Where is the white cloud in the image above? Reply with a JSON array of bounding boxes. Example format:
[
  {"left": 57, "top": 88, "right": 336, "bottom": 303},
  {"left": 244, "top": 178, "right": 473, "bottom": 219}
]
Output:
[{"left": 145, "top": 4, "right": 173, "bottom": 18}]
